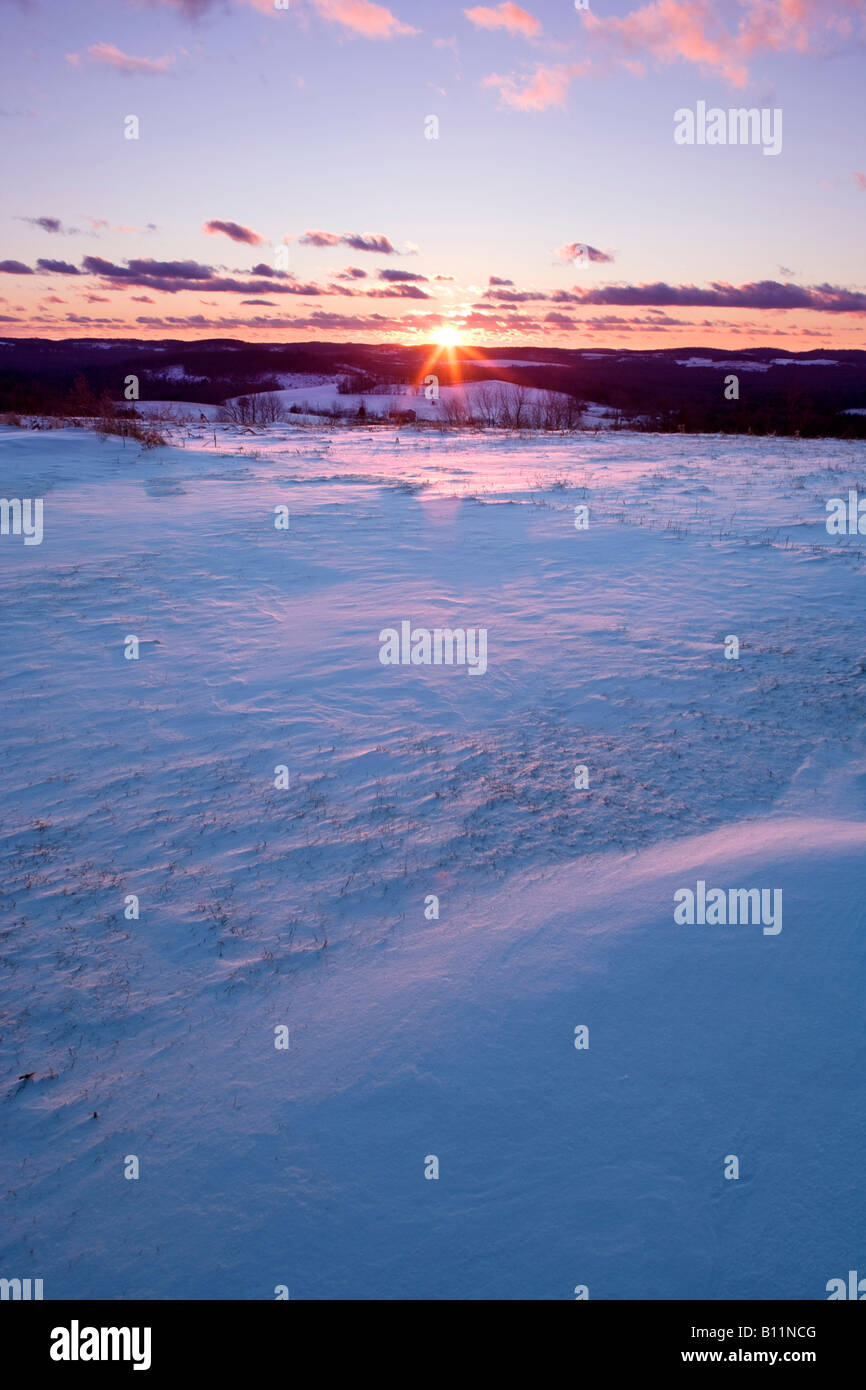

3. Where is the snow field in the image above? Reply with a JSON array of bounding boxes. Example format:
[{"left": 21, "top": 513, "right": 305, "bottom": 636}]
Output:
[{"left": 1, "top": 422, "right": 865, "bottom": 1297}]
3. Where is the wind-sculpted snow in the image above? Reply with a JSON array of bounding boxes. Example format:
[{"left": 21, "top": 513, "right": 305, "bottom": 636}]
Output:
[{"left": 1, "top": 421, "right": 865, "bottom": 1298}]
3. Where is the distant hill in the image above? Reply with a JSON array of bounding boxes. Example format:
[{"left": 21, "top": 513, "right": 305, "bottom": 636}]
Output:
[{"left": 1, "top": 338, "right": 865, "bottom": 438}]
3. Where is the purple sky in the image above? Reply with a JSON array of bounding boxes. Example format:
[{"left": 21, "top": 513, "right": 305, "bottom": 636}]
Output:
[{"left": 1, "top": 0, "right": 865, "bottom": 347}]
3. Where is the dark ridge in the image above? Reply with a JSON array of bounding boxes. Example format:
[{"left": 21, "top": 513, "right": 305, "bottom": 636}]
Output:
[{"left": 0, "top": 339, "right": 864, "bottom": 438}]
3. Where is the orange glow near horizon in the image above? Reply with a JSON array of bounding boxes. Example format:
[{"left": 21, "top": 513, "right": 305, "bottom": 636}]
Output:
[
  {"left": 2, "top": 289, "right": 865, "bottom": 353},
  {"left": 416, "top": 330, "right": 486, "bottom": 392}
]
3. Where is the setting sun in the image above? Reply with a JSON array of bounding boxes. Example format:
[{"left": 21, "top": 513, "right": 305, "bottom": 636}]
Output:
[{"left": 435, "top": 325, "right": 462, "bottom": 348}]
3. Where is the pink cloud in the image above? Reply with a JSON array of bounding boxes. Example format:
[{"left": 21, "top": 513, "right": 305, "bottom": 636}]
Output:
[
  {"left": 464, "top": 3, "right": 541, "bottom": 38},
  {"left": 855, "top": 171, "right": 866, "bottom": 191},
  {"left": 295, "top": 229, "right": 399, "bottom": 252},
  {"left": 582, "top": 1, "right": 749, "bottom": 88},
  {"left": 203, "top": 219, "right": 265, "bottom": 245},
  {"left": 143, "top": 0, "right": 417, "bottom": 30},
  {"left": 483, "top": 60, "right": 590, "bottom": 110},
  {"left": 579, "top": 0, "right": 866, "bottom": 89},
  {"left": 297, "top": 230, "right": 341, "bottom": 247},
  {"left": 311, "top": 0, "right": 418, "bottom": 38},
  {"left": 67, "top": 43, "right": 174, "bottom": 75},
  {"left": 735, "top": 0, "right": 825, "bottom": 58},
  {"left": 557, "top": 242, "right": 614, "bottom": 264}
]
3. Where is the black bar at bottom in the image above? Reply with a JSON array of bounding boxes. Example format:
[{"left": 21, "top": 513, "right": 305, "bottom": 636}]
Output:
[{"left": 5, "top": 1299, "right": 862, "bottom": 1375}]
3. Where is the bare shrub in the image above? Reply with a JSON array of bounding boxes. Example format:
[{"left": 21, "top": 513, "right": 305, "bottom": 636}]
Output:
[
  {"left": 95, "top": 414, "right": 166, "bottom": 448},
  {"left": 131, "top": 421, "right": 167, "bottom": 449},
  {"left": 219, "top": 393, "right": 285, "bottom": 425}
]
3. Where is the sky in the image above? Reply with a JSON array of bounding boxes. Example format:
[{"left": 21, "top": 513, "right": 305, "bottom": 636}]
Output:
[{"left": 0, "top": 0, "right": 865, "bottom": 349}]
